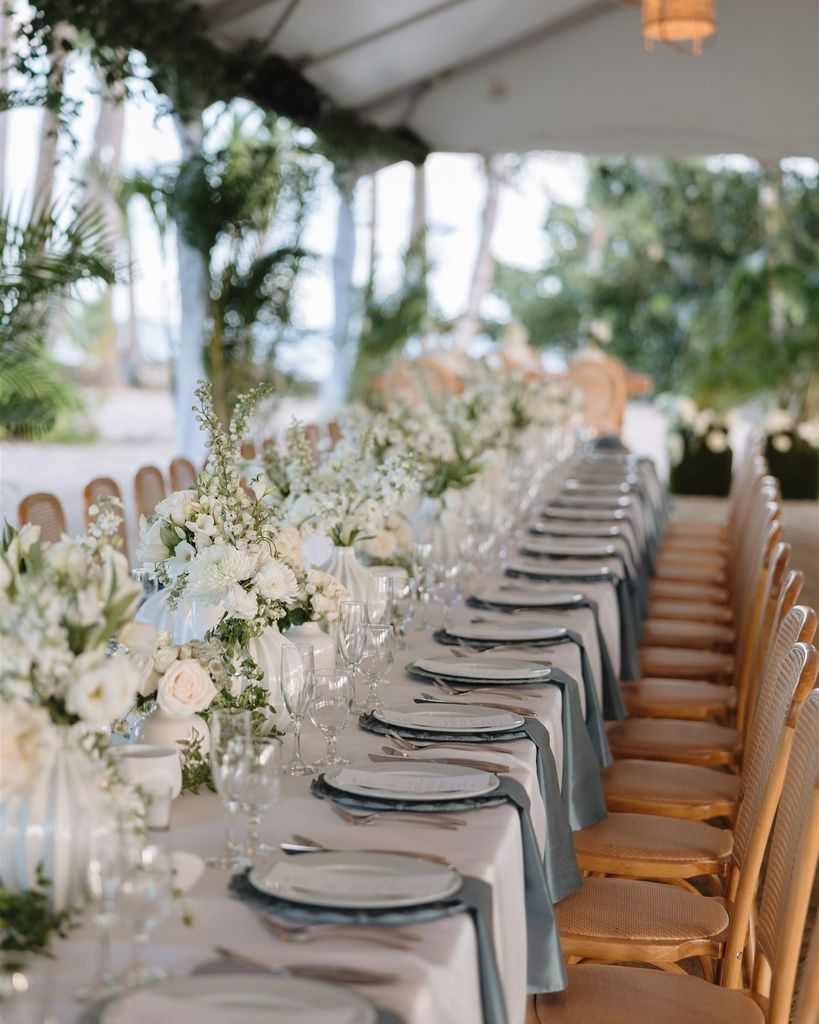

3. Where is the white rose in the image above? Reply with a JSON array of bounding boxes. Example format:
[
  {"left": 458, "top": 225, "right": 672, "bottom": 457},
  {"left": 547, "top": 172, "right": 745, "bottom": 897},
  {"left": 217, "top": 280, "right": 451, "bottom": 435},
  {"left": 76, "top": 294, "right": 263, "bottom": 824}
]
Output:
[
  {"left": 136, "top": 516, "right": 169, "bottom": 565},
  {"left": 362, "top": 530, "right": 398, "bottom": 561},
  {"left": 771, "top": 433, "right": 793, "bottom": 453},
  {"left": 154, "top": 489, "right": 197, "bottom": 526},
  {"left": 153, "top": 645, "right": 180, "bottom": 674},
  {"left": 225, "top": 586, "right": 259, "bottom": 620},
  {"left": 119, "top": 621, "right": 159, "bottom": 657},
  {"left": 705, "top": 430, "right": 728, "bottom": 454},
  {"left": 0, "top": 700, "right": 58, "bottom": 801},
  {"left": 66, "top": 652, "right": 139, "bottom": 728},
  {"left": 156, "top": 659, "right": 217, "bottom": 716}
]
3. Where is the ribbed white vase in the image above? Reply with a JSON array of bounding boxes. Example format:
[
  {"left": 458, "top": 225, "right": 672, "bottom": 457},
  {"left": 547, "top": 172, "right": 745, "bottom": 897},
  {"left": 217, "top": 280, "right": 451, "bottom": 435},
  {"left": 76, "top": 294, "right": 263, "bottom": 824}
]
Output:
[
  {"left": 321, "top": 545, "right": 371, "bottom": 603},
  {"left": 0, "top": 728, "right": 113, "bottom": 911},
  {"left": 136, "top": 590, "right": 293, "bottom": 728},
  {"left": 283, "top": 621, "right": 336, "bottom": 672}
]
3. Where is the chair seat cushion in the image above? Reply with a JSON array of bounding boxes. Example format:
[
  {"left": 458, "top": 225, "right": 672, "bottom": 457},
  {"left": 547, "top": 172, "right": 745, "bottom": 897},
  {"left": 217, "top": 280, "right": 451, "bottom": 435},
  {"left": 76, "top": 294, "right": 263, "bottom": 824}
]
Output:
[
  {"left": 641, "top": 618, "right": 735, "bottom": 650},
  {"left": 638, "top": 646, "right": 734, "bottom": 681},
  {"left": 608, "top": 719, "right": 741, "bottom": 766},
  {"left": 622, "top": 679, "right": 736, "bottom": 720},
  {"left": 649, "top": 579, "right": 730, "bottom": 604},
  {"left": 649, "top": 599, "right": 733, "bottom": 624},
  {"left": 652, "top": 562, "right": 727, "bottom": 585},
  {"left": 574, "top": 812, "right": 733, "bottom": 874},
  {"left": 534, "top": 965, "right": 764, "bottom": 1024},
  {"left": 602, "top": 759, "right": 740, "bottom": 818},
  {"left": 557, "top": 877, "right": 729, "bottom": 945}
]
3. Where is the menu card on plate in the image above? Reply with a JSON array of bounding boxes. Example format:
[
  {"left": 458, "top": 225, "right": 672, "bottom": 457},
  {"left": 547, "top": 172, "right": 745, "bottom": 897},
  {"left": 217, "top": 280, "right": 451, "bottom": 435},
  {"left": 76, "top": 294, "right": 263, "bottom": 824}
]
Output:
[
  {"left": 261, "top": 860, "right": 454, "bottom": 900},
  {"left": 334, "top": 766, "right": 491, "bottom": 794},
  {"left": 105, "top": 991, "right": 362, "bottom": 1024},
  {"left": 386, "top": 710, "right": 511, "bottom": 730}
]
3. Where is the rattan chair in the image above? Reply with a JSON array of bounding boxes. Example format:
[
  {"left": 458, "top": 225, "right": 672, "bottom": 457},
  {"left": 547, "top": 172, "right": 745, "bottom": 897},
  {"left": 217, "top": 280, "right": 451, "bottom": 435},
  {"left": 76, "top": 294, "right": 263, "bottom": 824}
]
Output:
[
  {"left": 601, "top": 626, "right": 819, "bottom": 821},
  {"left": 304, "top": 423, "right": 321, "bottom": 458},
  {"left": 327, "top": 420, "right": 342, "bottom": 447},
  {"left": 17, "top": 491, "right": 66, "bottom": 543},
  {"left": 169, "top": 456, "right": 197, "bottom": 491},
  {"left": 536, "top": 687, "right": 819, "bottom": 1024},
  {"left": 82, "top": 477, "right": 128, "bottom": 558},
  {"left": 239, "top": 440, "right": 256, "bottom": 460},
  {"left": 133, "top": 465, "right": 166, "bottom": 521},
  {"left": 558, "top": 641, "right": 818, "bottom": 977}
]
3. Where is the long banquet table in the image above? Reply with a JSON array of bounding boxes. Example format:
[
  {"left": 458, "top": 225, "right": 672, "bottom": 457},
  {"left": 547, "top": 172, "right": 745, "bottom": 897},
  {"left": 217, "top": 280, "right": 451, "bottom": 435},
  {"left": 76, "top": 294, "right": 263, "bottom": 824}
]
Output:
[{"left": 46, "top": 452, "right": 659, "bottom": 1024}]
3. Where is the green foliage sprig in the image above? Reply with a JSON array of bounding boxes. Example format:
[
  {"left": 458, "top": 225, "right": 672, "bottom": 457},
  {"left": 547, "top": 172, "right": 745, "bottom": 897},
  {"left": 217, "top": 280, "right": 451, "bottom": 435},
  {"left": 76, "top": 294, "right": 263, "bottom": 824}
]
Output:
[
  {"left": 177, "top": 732, "right": 213, "bottom": 795},
  {"left": 0, "top": 873, "right": 74, "bottom": 969}
]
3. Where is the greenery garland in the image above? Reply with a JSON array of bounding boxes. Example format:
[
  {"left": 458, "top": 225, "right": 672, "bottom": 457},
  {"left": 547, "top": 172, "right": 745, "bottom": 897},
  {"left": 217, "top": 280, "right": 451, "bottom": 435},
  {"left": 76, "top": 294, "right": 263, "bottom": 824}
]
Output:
[{"left": 10, "top": 1, "right": 429, "bottom": 166}]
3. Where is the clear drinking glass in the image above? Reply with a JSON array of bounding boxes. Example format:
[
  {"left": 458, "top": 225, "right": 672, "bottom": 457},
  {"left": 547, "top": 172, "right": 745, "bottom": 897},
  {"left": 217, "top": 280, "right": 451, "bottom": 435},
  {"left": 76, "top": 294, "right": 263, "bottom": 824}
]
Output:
[
  {"left": 130, "top": 567, "right": 158, "bottom": 607},
  {"left": 280, "top": 643, "right": 315, "bottom": 776},
  {"left": 233, "top": 738, "right": 282, "bottom": 862},
  {"left": 309, "top": 669, "right": 353, "bottom": 767},
  {"left": 116, "top": 841, "right": 174, "bottom": 986},
  {"left": 207, "top": 708, "right": 252, "bottom": 868},
  {"left": 366, "top": 571, "right": 394, "bottom": 625},
  {"left": 391, "top": 576, "right": 417, "bottom": 646},
  {"left": 74, "top": 830, "right": 124, "bottom": 1001},
  {"left": 357, "top": 624, "right": 395, "bottom": 714},
  {"left": 337, "top": 600, "right": 367, "bottom": 709}
]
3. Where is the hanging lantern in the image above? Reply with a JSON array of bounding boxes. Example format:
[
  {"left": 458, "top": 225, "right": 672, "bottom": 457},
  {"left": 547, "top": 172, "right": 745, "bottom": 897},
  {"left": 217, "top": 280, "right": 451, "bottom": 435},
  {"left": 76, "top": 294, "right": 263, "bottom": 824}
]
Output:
[{"left": 641, "top": 0, "right": 717, "bottom": 54}]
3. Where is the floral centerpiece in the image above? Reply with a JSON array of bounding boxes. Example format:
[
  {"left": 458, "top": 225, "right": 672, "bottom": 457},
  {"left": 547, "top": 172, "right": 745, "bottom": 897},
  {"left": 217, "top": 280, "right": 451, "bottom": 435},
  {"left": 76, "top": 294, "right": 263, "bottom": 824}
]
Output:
[
  {"left": 662, "top": 396, "right": 734, "bottom": 497},
  {"left": 762, "top": 409, "right": 819, "bottom": 500},
  {"left": 0, "top": 501, "right": 144, "bottom": 914},
  {"left": 136, "top": 382, "right": 304, "bottom": 717}
]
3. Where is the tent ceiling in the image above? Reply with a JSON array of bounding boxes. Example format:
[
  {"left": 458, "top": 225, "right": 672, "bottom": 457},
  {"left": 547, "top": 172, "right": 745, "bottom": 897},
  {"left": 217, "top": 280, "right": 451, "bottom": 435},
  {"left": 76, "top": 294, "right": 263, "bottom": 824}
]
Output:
[{"left": 197, "top": 0, "right": 819, "bottom": 159}]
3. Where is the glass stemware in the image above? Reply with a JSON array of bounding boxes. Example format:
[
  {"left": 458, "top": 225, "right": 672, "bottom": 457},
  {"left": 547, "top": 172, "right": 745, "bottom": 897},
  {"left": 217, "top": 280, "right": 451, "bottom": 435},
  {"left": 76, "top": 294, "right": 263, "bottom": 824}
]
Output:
[
  {"left": 74, "top": 831, "right": 124, "bottom": 1001},
  {"left": 308, "top": 669, "right": 353, "bottom": 767},
  {"left": 207, "top": 708, "right": 252, "bottom": 869},
  {"left": 281, "top": 643, "right": 315, "bottom": 776},
  {"left": 357, "top": 624, "right": 395, "bottom": 714},
  {"left": 116, "top": 841, "right": 174, "bottom": 986},
  {"left": 233, "top": 738, "right": 282, "bottom": 862},
  {"left": 391, "top": 576, "right": 417, "bottom": 646},
  {"left": 336, "top": 600, "right": 367, "bottom": 709},
  {"left": 366, "top": 571, "right": 394, "bottom": 625}
]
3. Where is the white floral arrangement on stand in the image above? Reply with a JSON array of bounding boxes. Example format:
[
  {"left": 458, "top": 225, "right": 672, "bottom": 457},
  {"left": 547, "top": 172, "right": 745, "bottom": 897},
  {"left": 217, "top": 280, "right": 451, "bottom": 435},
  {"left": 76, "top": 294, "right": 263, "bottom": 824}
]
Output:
[
  {"left": 762, "top": 408, "right": 819, "bottom": 454},
  {"left": 136, "top": 382, "right": 301, "bottom": 670},
  {"left": 659, "top": 395, "right": 735, "bottom": 467}
]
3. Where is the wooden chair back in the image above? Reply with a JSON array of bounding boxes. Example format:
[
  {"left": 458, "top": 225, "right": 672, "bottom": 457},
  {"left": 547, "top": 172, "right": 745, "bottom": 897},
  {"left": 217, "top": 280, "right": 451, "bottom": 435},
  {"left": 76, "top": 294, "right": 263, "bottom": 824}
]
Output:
[
  {"left": 304, "top": 423, "right": 321, "bottom": 459},
  {"left": 721, "top": 639, "right": 819, "bottom": 988},
  {"left": 794, "top": 900, "right": 819, "bottom": 1024},
  {"left": 17, "top": 491, "right": 66, "bottom": 543},
  {"left": 82, "top": 477, "right": 128, "bottom": 557},
  {"left": 134, "top": 465, "right": 166, "bottom": 522},
  {"left": 169, "top": 457, "right": 197, "bottom": 492},
  {"left": 239, "top": 440, "right": 256, "bottom": 460},
  {"left": 327, "top": 420, "right": 342, "bottom": 448},
  {"left": 741, "top": 685, "right": 819, "bottom": 1023},
  {"left": 566, "top": 353, "right": 628, "bottom": 435}
]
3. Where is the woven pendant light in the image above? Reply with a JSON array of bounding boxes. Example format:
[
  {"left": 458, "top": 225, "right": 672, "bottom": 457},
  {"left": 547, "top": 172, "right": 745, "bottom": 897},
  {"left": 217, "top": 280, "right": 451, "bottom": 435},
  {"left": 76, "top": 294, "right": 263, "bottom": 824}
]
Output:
[{"left": 641, "top": 0, "right": 717, "bottom": 54}]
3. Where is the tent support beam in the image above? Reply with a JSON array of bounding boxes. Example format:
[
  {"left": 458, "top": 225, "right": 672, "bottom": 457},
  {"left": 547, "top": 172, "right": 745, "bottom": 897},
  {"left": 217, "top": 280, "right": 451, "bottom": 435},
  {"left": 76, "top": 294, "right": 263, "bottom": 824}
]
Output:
[{"left": 356, "top": 0, "right": 618, "bottom": 115}]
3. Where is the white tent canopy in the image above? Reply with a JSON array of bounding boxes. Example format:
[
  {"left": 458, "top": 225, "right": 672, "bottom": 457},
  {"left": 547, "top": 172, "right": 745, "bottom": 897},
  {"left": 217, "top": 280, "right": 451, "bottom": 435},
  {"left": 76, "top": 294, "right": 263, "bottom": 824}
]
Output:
[{"left": 200, "top": 0, "right": 819, "bottom": 159}]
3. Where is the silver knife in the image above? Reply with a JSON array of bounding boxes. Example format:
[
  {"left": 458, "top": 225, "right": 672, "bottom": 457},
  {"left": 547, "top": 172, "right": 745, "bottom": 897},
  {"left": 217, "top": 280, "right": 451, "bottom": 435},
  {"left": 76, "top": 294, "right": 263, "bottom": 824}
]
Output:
[{"left": 368, "top": 752, "right": 508, "bottom": 773}]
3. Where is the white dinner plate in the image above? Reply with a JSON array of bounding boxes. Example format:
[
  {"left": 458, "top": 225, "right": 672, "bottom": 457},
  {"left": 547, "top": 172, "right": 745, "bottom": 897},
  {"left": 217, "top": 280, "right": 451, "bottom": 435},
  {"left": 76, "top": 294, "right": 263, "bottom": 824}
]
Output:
[
  {"left": 445, "top": 621, "right": 567, "bottom": 643},
  {"left": 324, "top": 759, "right": 500, "bottom": 802},
  {"left": 101, "top": 974, "right": 377, "bottom": 1024},
  {"left": 520, "top": 539, "right": 617, "bottom": 559},
  {"left": 506, "top": 558, "right": 614, "bottom": 578},
  {"left": 249, "top": 851, "right": 463, "bottom": 909},
  {"left": 412, "top": 655, "right": 551, "bottom": 682},
  {"left": 472, "top": 586, "right": 585, "bottom": 608},
  {"left": 375, "top": 701, "right": 524, "bottom": 733}
]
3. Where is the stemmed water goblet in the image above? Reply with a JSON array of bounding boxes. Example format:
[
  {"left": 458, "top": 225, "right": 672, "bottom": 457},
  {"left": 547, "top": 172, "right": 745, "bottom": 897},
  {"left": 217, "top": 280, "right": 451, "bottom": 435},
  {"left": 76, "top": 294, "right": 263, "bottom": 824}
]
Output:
[
  {"left": 75, "top": 829, "right": 124, "bottom": 1001},
  {"left": 357, "top": 624, "right": 395, "bottom": 714},
  {"left": 309, "top": 669, "right": 353, "bottom": 767},
  {"left": 391, "top": 576, "right": 418, "bottom": 647},
  {"left": 207, "top": 707, "right": 252, "bottom": 868},
  {"left": 337, "top": 600, "right": 367, "bottom": 710},
  {"left": 281, "top": 643, "right": 316, "bottom": 776},
  {"left": 233, "top": 737, "right": 282, "bottom": 862},
  {"left": 366, "top": 571, "right": 394, "bottom": 625},
  {"left": 115, "top": 840, "right": 174, "bottom": 986}
]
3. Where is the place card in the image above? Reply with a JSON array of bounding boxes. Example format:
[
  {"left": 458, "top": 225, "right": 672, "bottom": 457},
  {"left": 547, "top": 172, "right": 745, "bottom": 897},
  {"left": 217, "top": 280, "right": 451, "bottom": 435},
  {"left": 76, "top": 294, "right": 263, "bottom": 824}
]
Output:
[
  {"left": 333, "top": 766, "right": 491, "bottom": 794},
  {"left": 260, "top": 861, "right": 454, "bottom": 900}
]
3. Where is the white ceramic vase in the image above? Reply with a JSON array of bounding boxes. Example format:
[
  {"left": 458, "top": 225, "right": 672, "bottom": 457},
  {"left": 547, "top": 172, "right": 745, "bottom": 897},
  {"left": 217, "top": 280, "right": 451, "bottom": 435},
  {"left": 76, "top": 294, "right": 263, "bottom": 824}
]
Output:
[
  {"left": 136, "top": 590, "right": 293, "bottom": 728},
  {"left": 0, "top": 728, "right": 113, "bottom": 911},
  {"left": 284, "top": 621, "right": 336, "bottom": 672},
  {"left": 321, "top": 545, "right": 371, "bottom": 603},
  {"left": 137, "top": 706, "right": 210, "bottom": 756}
]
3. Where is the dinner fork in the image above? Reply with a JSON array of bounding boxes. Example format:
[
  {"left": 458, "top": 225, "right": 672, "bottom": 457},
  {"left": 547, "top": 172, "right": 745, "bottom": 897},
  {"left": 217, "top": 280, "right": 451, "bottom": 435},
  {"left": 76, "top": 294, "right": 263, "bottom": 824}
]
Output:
[
  {"left": 258, "top": 915, "right": 416, "bottom": 950},
  {"left": 286, "top": 833, "right": 453, "bottom": 867},
  {"left": 213, "top": 946, "right": 398, "bottom": 985},
  {"left": 432, "top": 677, "right": 543, "bottom": 701},
  {"left": 418, "top": 691, "right": 535, "bottom": 717},
  {"left": 329, "top": 802, "right": 466, "bottom": 829},
  {"left": 449, "top": 644, "right": 552, "bottom": 662},
  {"left": 385, "top": 729, "right": 515, "bottom": 754}
]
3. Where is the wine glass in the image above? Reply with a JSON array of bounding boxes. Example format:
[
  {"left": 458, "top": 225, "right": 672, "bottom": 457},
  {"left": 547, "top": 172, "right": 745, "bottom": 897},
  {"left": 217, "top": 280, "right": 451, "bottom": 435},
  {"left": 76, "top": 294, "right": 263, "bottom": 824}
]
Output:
[
  {"left": 207, "top": 708, "right": 252, "bottom": 869},
  {"left": 337, "top": 600, "right": 367, "bottom": 709},
  {"left": 233, "top": 738, "right": 282, "bottom": 862},
  {"left": 74, "top": 829, "right": 124, "bottom": 1001},
  {"left": 116, "top": 841, "right": 174, "bottom": 986},
  {"left": 412, "top": 540, "right": 434, "bottom": 629},
  {"left": 366, "top": 571, "right": 394, "bottom": 625},
  {"left": 309, "top": 669, "right": 353, "bottom": 767},
  {"left": 280, "top": 643, "right": 315, "bottom": 776},
  {"left": 391, "top": 576, "right": 418, "bottom": 647},
  {"left": 357, "top": 624, "right": 395, "bottom": 714}
]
